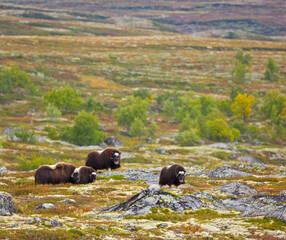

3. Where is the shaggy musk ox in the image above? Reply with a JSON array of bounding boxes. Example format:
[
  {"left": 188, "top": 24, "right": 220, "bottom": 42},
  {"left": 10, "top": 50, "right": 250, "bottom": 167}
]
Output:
[
  {"left": 159, "top": 164, "right": 186, "bottom": 187},
  {"left": 71, "top": 166, "right": 97, "bottom": 184},
  {"left": 35, "top": 162, "right": 76, "bottom": 184},
  {"left": 86, "top": 148, "right": 121, "bottom": 171}
]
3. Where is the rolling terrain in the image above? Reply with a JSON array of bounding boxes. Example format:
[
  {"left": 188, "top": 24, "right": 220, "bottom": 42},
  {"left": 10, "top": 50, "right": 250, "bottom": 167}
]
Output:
[{"left": 0, "top": 1, "right": 286, "bottom": 240}]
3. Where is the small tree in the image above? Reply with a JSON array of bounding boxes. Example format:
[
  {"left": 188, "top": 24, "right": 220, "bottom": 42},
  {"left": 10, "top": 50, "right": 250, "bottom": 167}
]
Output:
[
  {"left": 231, "top": 93, "right": 255, "bottom": 121},
  {"left": 207, "top": 119, "right": 230, "bottom": 142},
  {"left": 231, "top": 60, "right": 250, "bottom": 83},
  {"left": 231, "top": 51, "right": 252, "bottom": 84},
  {"left": 46, "top": 103, "right": 61, "bottom": 120},
  {"left": 71, "top": 110, "right": 106, "bottom": 146},
  {"left": 163, "top": 100, "right": 176, "bottom": 116},
  {"left": 264, "top": 58, "right": 280, "bottom": 82},
  {"left": 235, "top": 50, "right": 252, "bottom": 66}
]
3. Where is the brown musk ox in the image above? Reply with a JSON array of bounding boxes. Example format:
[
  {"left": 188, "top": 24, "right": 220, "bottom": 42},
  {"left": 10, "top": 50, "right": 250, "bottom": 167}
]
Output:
[
  {"left": 85, "top": 147, "right": 121, "bottom": 171},
  {"left": 35, "top": 162, "right": 76, "bottom": 184},
  {"left": 71, "top": 166, "right": 97, "bottom": 184},
  {"left": 159, "top": 164, "right": 186, "bottom": 188}
]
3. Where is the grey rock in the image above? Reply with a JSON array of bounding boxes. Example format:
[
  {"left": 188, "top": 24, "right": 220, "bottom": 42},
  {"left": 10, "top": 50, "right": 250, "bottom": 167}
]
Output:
[
  {"left": 98, "top": 170, "right": 159, "bottom": 185},
  {"left": 1, "top": 127, "right": 22, "bottom": 135},
  {"left": 61, "top": 199, "right": 76, "bottom": 204},
  {"left": 104, "top": 136, "right": 123, "bottom": 147},
  {"left": 156, "top": 147, "right": 168, "bottom": 155},
  {"left": 37, "top": 203, "right": 55, "bottom": 209},
  {"left": 0, "top": 192, "right": 16, "bottom": 216},
  {"left": 0, "top": 167, "right": 8, "bottom": 176},
  {"left": 206, "top": 166, "right": 252, "bottom": 178},
  {"left": 98, "top": 226, "right": 108, "bottom": 231},
  {"left": 221, "top": 194, "right": 286, "bottom": 217},
  {"left": 266, "top": 205, "right": 286, "bottom": 223},
  {"left": 191, "top": 192, "right": 225, "bottom": 209},
  {"left": 208, "top": 143, "right": 233, "bottom": 150},
  {"left": 241, "top": 155, "right": 261, "bottom": 164},
  {"left": 253, "top": 140, "right": 262, "bottom": 146},
  {"left": 26, "top": 217, "right": 43, "bottom": 224},
  {"left": 44, "top": 220, "right": 62, "bottom": 228},
  {"left": 121, "top": 152, "right": 136, "bottom": 159},
  {"left": 100, "top": 185, "right": 202, "bottom": 217},
  {"left": 100, "top": 142, "right": 108, "bottom": 148},
  {"left": 216, "top": 182, "right": 257, "bottom": 197},
  {"left": 158, "top": 224, "right": 166, "bottom": 229}
]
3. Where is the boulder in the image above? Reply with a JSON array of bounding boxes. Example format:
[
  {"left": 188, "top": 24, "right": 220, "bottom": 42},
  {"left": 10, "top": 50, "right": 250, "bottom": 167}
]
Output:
[
  {"left": 216, "top": 182, "right": 257, "bottom": 197},
  {"left": 104, "top": 136, "right": 123, "bottom": 147},
  {"left": 100, "top": 185, "right": 202, "bottom": 217},
  {"left": 241, "top": 155, "right": 261, "bottom": 164},
  {"left": 266, "top": 205, "right": 286, "bottom": 223},
  {"left": 0, "top": 167, "right": 8, "bottom": 177},
  {"left": 206, "top": 166, "right": 252, "bottom": 178},
  {"left": 0, "top": 192, "right": 16, "bottom": 216}
]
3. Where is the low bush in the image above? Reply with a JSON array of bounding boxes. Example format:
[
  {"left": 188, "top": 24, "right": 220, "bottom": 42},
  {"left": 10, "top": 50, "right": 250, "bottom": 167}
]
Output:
[{"left": 17, "top": 154, "right": 54, "bottom": 171}]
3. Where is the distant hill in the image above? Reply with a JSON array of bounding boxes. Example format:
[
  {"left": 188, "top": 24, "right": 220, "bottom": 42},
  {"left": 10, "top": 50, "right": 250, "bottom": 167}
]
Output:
[{"left": 0, "top": 0, "right": 285, "bottom": 41}]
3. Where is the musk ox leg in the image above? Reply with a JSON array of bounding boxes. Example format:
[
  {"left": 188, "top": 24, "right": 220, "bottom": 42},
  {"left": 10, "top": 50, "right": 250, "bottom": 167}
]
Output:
[
  {"left": 169, "top": 184, "right": 176, "bottom": 189},
  {"left": 107, "top": 168, "right": 111, "bottom": 172}
]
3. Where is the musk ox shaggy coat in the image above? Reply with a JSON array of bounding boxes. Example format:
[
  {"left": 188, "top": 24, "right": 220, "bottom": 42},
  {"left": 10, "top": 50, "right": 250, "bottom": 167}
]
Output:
[
  {"left": 71, "top": 166, "right": 97, "bottom": 184},
  {"left": 35, "top": 162, "right": 76, "bottom": 184},
  {"left": 85, "top": 148, "right": 121, "bottom": 171},
  {"left": 159, "top": 164, "right": 186, "bottom": 187}
]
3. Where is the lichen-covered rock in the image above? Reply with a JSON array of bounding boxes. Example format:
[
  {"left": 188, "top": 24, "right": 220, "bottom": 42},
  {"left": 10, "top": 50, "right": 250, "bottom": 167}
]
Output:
[
  {"left": 266, "top": 205, "right": 286, "bottom": 223},
  {"left": 221, "top": 194, "right": 286, "bottom": 217},
  {"left": 0, "top": 192, "right": 16, "bottom": 216},
  {"left": 104, "top": 136, "right": 123, "bottom": 147},
  {"left": 206, "top": 166, "right": 252, "bottom": 178},
  {"left": 100, "top": 185, "right": 202, "bottom": 217},
  {"left": 216, "top": 182, "right": 257, "bottom": 197}
]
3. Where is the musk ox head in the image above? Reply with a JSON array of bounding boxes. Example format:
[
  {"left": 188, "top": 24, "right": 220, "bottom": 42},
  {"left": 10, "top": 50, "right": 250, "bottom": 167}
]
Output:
[
  {"left": 111, "top": 150, "right": 121, "bottom": 166},
  {"left": 89, "top": 171, "right": 97, "bottom": 182},
  {"left": 176, "top": 170, "right": 186, "bottom": 184},
  {"left": 71, "top": 167, "right": 97, "bottom": 183}
]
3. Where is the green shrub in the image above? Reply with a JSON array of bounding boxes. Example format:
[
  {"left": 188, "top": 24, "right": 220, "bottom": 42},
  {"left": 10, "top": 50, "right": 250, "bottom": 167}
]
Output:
[
  {"left": 8, "top": 128, "right": 37, "bottom": 144},
  {"left": 115, "top": 96, "right": 150, "bottom": 131},
  {"left": 229, "top": 128, "right": 240, "bottom": 141},
  {"left": 163, "top": 100, "right": 176, "bottom": 116},
  {"left": 231, "top": 120, "right": 246, "bottom": 134},
  {"left": 178, "top": 129, "right": 200, "bottom": 146},
  {"left": 207, "top": 119, "right": 230, "bottom": 142},
  {"left": 44, "top": 126, "right": 60, "bottom": 140},
  {"left": 45, "top": 86, "right": 82, "bottom": 112},
  {"left": 130, "top": 118, "right": 144, "bottom": 137},
  {"left": 246, "top": 124, "right": 260, "bottom": 134},
  {"left": 70, "top": 110, "right": 106, "bottom": 146},
  {"left": 0, "top": 65, "right": 36, "bottom": 101},
  {"left": 133, "top": 89, "right": 151, "bottom": 100},
  {"left": 82, "top": 98, "right": 104, "bottom": 112},
  {"left": 17, "top": 154, "right": 54, "bottom": 171}
]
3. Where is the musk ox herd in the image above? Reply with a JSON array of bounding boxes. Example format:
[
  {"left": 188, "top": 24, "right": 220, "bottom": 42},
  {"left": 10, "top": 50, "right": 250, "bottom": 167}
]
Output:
[{"left": 34, "top": 147, "right": 186, "bottom": 188}]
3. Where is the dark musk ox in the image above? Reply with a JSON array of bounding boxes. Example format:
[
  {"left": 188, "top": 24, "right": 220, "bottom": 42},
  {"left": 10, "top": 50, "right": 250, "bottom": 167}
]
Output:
[
  {"left": 85, "top": 148, "right": 121, "bottom": 171},
  {"left": 159, "top": 164, "right": 186, "bottom": 188},
  {"left": 35, "top": 162, "right": 76, "bottom": 184},
  {"left": 71, "top": 166, "right": 97, "bottom": 184}
]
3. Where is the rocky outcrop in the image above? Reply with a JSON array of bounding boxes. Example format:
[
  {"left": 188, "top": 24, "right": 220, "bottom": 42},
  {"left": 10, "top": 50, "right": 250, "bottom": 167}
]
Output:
[
  {"left": 206, "top": 166, "right": 252, "bottom": 178},
  {"left": 100, "top": 185, "right": 202, "bottom": 217},
  {"left": 216, "top": 181, "right": 257, "bottom": 197},
  {"left": 0, "top": 192, "right": 16, "bottom": 216},
  {"left": 266, "top": 205, "right": 286, "bottom": 223}
]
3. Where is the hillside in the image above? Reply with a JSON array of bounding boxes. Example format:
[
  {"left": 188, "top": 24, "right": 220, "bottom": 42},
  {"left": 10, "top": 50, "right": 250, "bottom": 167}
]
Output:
[{"left": 0, "top": 0, "right": 285, "bottom": 40}]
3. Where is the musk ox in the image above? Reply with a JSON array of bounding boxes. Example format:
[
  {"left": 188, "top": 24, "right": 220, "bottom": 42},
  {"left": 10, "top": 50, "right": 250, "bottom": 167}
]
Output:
[
  {"left": 71, "top": 166, "right": 97, "bottom": 184},
  {"left": 159, "top": 164, "right": 186, "bottom": 188},
  {"left": 35, "top": 162, "right": 76, "bottom": 184},
  {"left": 85, "top": 147, "right": 121, "bottom": 171}
]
